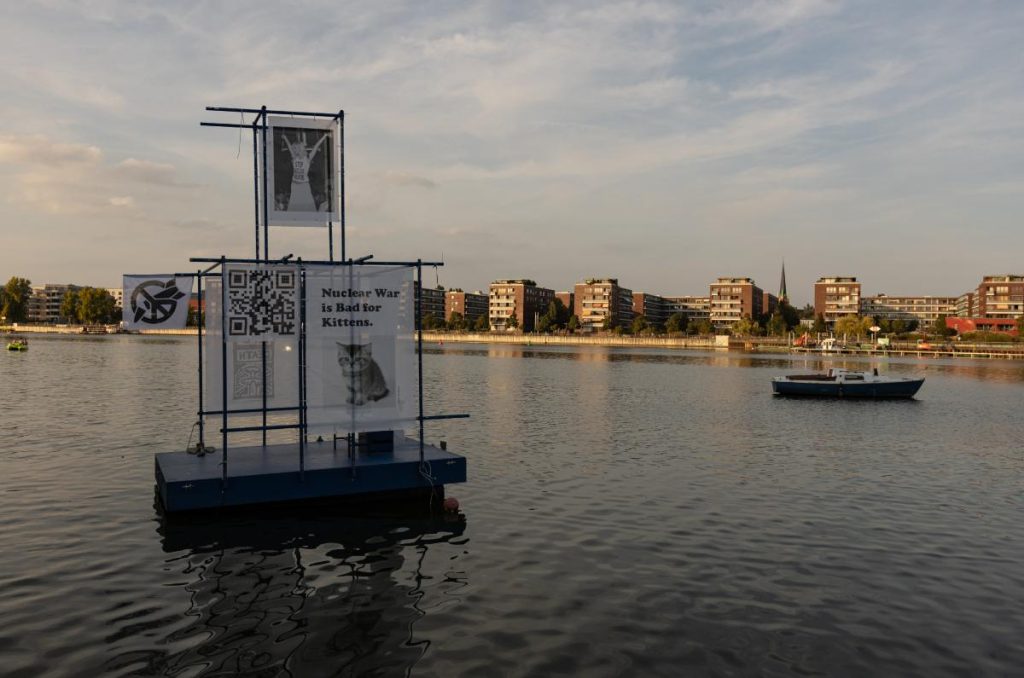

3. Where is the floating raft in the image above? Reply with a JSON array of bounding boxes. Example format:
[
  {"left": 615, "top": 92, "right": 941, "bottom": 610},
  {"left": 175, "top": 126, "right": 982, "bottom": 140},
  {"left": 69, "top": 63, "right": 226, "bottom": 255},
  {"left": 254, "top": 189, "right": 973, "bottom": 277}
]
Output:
[{"left": 156, "top": 436, "right": 466, "bottom": 512}]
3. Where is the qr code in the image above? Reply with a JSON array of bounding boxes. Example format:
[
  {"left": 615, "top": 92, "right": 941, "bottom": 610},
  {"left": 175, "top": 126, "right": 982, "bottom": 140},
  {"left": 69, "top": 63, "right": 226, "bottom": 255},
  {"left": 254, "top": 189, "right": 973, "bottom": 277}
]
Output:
[
  {"left": 227, "top": 266, "right": 298, "bottom": 337},
  {"left": 233, "top": 343, "right": 274, "bottom": 399}
]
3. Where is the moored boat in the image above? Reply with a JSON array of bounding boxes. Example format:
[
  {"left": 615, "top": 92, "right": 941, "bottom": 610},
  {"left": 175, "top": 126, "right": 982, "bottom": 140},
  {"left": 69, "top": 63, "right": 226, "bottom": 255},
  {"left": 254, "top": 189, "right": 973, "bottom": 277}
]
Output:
[
  {"left": 6, "top": 338, "right": 28, "bottom": 351},
  {"left": 772, "top": 368, "right": 923, "bottom": 398}
]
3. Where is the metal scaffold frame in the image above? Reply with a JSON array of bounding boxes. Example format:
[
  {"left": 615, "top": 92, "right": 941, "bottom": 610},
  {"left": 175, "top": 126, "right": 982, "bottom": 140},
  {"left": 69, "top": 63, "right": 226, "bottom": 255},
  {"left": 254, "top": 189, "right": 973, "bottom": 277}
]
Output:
[{"left": 194, "top": 106, "right": 467, "bottom": 491}]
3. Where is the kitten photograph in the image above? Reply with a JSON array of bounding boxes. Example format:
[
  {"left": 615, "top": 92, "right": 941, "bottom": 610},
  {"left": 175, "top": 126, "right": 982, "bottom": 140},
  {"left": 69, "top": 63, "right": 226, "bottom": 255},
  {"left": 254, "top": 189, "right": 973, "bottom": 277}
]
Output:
[{"left": 336, "top": 342, "right": 389, "bottom": 405}]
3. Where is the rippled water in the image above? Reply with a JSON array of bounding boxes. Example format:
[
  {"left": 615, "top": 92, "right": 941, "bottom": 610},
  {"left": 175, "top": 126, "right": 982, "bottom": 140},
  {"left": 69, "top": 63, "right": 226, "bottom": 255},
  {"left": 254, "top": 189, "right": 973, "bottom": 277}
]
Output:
[{"left": 1, "top": 336, "right": 1023, "bottom": 677}]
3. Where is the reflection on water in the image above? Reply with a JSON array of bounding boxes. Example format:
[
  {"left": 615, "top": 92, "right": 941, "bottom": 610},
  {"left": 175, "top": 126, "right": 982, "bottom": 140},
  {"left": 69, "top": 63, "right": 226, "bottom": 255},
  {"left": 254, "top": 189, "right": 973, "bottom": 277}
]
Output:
[
  {"left": 106, "top": 505, "right": 467, "bottom": 677},
  {"left": 426, "top": 344, "right": 1024, "bottom": 383}
]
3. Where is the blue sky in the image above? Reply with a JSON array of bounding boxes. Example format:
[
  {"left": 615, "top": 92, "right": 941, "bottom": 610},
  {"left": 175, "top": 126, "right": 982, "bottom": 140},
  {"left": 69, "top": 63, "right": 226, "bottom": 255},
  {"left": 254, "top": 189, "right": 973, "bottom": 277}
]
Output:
[{"left": 1, "top": 0, "right": 1022, "bottom": 306}]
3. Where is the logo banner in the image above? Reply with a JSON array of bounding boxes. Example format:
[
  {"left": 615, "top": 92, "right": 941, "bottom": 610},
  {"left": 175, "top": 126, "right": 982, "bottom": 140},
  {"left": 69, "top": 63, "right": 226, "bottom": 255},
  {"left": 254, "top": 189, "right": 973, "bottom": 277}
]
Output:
[{"left": 123, "top": 275, "right": 193, "bottom": 330}]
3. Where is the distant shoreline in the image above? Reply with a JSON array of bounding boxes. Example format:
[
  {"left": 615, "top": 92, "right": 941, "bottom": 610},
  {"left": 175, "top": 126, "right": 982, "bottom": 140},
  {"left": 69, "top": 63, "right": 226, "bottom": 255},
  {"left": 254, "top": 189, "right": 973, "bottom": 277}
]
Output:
[{"left": 6, "top": 326, "right": 1024, "bottom": 360}]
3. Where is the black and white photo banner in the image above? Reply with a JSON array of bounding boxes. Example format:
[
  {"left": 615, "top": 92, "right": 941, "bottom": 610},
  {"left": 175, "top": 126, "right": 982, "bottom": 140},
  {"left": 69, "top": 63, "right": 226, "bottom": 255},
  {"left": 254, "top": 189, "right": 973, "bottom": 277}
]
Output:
[{"left": 266, "top": 116, "right": 340, "bottom": 227}]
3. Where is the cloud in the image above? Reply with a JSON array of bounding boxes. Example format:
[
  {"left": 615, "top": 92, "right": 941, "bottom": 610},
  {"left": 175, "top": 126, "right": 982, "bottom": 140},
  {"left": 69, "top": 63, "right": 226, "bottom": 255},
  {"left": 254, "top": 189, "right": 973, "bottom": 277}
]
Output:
[
  {"left": 380, "top": 171, "right": 437, "bottom": 189},
  {"left": 108, "top": 196, "right": 134, "bottom": 207},
  {"left": 0, "top": 135, "right": 102, "bottom": 166},
  {"left": 115, "top": 158, "right": 195, "bottom": 187}
]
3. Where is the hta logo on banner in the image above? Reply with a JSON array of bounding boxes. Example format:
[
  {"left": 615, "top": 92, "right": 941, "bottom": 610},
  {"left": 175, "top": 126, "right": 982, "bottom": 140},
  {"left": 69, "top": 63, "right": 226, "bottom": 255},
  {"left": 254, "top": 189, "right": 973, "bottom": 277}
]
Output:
[{"left": 131, "top": 279, "right": 186, "bottom": 324}]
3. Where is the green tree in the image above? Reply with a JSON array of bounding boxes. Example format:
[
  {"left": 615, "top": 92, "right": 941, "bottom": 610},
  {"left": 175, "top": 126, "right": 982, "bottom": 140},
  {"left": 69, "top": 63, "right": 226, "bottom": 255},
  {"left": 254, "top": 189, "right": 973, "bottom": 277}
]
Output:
[
  {"left": 798, "top": 303, "right": 816, "bottom": 319},
  {"left": 1016, "top": 315, "right": 1024, "bottom": 336},
  {"left": 766, "top": 312, "right": 787, "bottom": 336},
  {"left": 732, "top": 315, "right": 758, "bottom": 336},
  {"left": 447, "top": 311, "right": 466, "bottom": 332},
  {"left": 693, "top": 319, "right": 714, "bottom": 335},
  {"left": 834, "top": 315, "right": 873, "bottom": 339},
  {"left": 505, "top": 312, "right": 519, "bottom": 330},
  {"left": 61, "top": 288, "right": 81, "bottom": 322},
  {"left": 2, "top": 277, "right": 33, "bottom": 323},
  {"left": 777, "top": 300, "right": 800, "bottom": 330},
  {"left": 665, "top": 312, "right": 688, "bottom": 334},
  {"left": 537, "top": 313, "right": 553, "bottom": 333},
  {"left": 812, "top": 313, "right": 827, "bottom": 334},
  {"left": 631, "top": 314, "right": 649, "bottom": 335},
  {"left": 566, "top": 315, "right": 580, "bottom": 333},
  {"left": 78, "top": 287, "right": 117, "bottom": 324},
  {"left": 602, "top": 315, "right": 618, "bottom": 331},
  {"left": 891, "top": 318, "right": 907, "bottom": 335},
  {"left": 931, "top": 314, "right": 954, "bottom": 338},
  {"left": 473, "top": 313, "right": 489, "bottom": 332},
  {"left": 421, "top": 312, "right": 441, "bottom": 330}
]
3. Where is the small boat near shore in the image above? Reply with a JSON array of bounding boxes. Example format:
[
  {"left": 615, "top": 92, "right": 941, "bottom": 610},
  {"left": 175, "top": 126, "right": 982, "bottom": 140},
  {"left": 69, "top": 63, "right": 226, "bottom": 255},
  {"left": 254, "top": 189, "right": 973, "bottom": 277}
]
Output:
[
  {"left": 772, "top": 368, "right": 924, "bottom": 398},
  {"left": 6, "top": 338, "right": 28, "bottom": 351}
]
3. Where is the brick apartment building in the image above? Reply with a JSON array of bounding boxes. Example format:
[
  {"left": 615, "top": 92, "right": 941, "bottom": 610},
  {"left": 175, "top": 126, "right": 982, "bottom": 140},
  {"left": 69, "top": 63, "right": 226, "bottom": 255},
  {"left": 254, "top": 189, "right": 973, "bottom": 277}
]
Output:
[
  {"left": 814, "top": 277, "right": 861, "bottom": 325},
  {"left": 555, "top": 291, "right": 574, "bottom": 315},
  {"left": 489, "top": 279, "right": 554, "bottom": 331},
  {"left": 709, "top": 278, "right": 764, "bottom": 327},
  {"left": 973, "top": 275, "right": 1024, "bottom": 318},
  {"left": 445, "top": 289, "right": 488, "bottom": 323},
  {"left": 574, "top": 278, "right": 634, "bottom": 331}
]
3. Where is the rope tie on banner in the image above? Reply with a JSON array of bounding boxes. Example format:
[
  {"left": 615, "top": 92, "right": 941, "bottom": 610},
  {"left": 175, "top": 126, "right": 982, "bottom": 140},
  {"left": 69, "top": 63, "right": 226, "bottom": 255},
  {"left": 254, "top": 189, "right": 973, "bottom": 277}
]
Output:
[{"left": 236, "top": 112, "right": 244, "bottom": 158}]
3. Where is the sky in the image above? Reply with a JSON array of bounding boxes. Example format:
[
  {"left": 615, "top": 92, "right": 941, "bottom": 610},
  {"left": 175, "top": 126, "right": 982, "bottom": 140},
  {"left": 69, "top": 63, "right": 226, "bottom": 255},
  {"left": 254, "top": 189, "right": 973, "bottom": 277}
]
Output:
[{"left": 1, "top": 1, "right": 1022, "bottom": 307}]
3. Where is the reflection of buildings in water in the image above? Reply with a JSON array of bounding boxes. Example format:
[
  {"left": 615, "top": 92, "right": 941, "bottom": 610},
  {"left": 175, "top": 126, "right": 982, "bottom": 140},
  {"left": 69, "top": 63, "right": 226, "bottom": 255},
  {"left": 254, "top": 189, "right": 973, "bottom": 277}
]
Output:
[{"left": 130, "top": 506, "right": 467, "bottom": 677}]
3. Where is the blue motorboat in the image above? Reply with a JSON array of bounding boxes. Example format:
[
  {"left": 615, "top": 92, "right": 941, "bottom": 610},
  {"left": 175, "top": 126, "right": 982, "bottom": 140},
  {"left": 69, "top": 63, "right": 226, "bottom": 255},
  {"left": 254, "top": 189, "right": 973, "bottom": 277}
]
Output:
[{"left": 772, "top": 368, "right": 924, "bottom": 398}]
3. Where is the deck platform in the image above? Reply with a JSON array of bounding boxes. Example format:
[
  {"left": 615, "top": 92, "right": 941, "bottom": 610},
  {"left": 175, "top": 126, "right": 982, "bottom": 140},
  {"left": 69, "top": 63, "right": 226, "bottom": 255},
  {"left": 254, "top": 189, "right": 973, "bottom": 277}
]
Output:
[{"left": 156, "top": 436, "right": 466, "bottom": 512}]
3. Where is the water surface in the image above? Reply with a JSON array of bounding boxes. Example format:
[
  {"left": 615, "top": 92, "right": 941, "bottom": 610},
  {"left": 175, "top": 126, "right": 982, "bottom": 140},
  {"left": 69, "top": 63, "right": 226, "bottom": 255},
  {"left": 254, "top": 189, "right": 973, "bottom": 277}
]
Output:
[{"left": 1, "top": 336, "right": 1022, "bottom": 677}]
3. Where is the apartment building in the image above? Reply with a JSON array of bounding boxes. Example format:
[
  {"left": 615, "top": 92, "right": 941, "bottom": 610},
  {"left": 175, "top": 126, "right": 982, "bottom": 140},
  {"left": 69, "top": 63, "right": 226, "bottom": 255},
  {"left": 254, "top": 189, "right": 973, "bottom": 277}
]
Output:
[
  {"left": 445, "top": 289, "right": 488, "bottom": 323},
  {"left": 664, "top": 296, "right": 711, "bottom": 323},
  {"left": 975, "top": 275, "right": 1024, "bottom": 319},
  {"left": 709, "top": 278, "right": 764, "bottom": 327},
  {"left": 415, "top": 285, "right": 446, "bottom": 327},
  {"left": 956, "top": 291, "right": 976, "bottom": 318},
  {"left": 26, "top": 283, "right": 75, "bottom": 323},
  {"left": 632, "top": 292, "right": 671, "bottom": 326},
  {"left": 489, "top": 279, "right": 554, "bottom": 331},
  {"left": 860, "top": 294, "right": 957, "bottom": 325},
  {"left": 813, "top": 277, "right": 861, "bottom": 325},
  {"left": 107, "top": 287, "right": 124, "bottom": 309},
  {"left": 573, "top": 278, "right": 633, "bottom": 331},
  {"left": 763, "top": 292, "right": 779, "bottom": 317}
]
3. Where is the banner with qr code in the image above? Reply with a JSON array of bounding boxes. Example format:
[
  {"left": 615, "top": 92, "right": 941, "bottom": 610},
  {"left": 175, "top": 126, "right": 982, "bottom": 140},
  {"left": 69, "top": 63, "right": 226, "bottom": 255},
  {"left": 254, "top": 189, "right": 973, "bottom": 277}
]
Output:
[
  {"left": 304, "top": 265, "right": 417, "bottom": 434},
  {"left": 203, "top": 276, "right": 300, "bottom": 413},
  {"left": 122, "top": 275, "right": 193, "bottom": 330},
  {"left": 224, "top": 265, "right": 299, "bottom": 341}
]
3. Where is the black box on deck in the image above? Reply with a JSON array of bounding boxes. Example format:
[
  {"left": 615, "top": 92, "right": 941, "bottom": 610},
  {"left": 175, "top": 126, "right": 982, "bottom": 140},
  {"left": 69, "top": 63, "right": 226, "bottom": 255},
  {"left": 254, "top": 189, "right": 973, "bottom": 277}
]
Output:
[{"left": 357, "top": 430, "right": 395, "bottom": 453}]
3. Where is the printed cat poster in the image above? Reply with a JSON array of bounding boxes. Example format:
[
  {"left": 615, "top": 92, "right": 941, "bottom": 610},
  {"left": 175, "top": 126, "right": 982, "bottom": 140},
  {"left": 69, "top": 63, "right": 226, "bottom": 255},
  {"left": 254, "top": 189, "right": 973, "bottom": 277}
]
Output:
[
  {"left": 304, "top": 264, "right": 417, "bottom": 434},
  {"left": 265, "top": 116, "right": 340, "bottom": 227}
]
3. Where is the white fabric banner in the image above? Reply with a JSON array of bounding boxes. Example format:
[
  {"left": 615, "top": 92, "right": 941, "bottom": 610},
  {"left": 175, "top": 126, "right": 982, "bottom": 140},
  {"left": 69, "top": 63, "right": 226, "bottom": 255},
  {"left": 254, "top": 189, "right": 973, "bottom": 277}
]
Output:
[
  {"left": 203, "top": 277, "right": 300, "bottom": 413},
  {"left": 122, "top": 275, "right": 193, "bottom": 330},
  {"left": 305, "top": 265, "right": 417, "bottom": 434},
  {"left": 223, "top": 265, "right": 300, "bottom": 342},
  {"left": 265, "top": 116, "right": 340, "bottom": 227}
]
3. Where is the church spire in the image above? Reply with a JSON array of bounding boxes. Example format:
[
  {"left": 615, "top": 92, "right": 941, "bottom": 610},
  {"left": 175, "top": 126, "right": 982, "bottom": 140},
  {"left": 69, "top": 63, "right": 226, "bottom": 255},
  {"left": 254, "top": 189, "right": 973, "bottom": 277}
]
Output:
[{"left": 779, "top": 260, "right": 788, "bottom": 302}]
